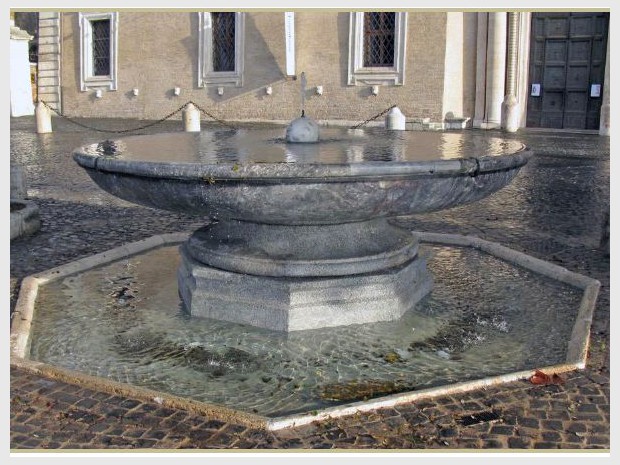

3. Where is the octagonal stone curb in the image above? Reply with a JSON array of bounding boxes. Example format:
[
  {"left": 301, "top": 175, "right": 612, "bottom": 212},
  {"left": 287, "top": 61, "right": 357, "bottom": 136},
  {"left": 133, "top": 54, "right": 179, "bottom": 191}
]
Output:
[{"left": 10, "top": 231, "right": 600, "bottom": 431}]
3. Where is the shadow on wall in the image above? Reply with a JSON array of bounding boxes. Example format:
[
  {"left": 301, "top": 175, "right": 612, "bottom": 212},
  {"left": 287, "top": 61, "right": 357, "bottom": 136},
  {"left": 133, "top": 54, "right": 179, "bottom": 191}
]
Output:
[
  {"left": 191, "top": 13, "right": 287, "bottom": 103},
  {"left": 337, "top": 12, "right": 350, "bottom": 88},
  {"left": 179, "top": 12, "right": 200, "bottom": 94}
]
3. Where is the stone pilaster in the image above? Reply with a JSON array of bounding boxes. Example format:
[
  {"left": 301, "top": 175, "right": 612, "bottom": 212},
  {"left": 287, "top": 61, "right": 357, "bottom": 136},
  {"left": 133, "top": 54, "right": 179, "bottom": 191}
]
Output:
[{"left": 473, "top": 12, "right": 507, "bottom": 129}]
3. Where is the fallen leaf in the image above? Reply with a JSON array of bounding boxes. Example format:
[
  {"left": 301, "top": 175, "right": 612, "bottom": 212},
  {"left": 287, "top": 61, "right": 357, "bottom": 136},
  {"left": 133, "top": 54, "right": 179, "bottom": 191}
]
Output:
[
  {"left": 529, "top": 370, "right": 565, "bottom": 385},
  {"left": 529, "top": 370, "right": 550, "bottom": 385}
]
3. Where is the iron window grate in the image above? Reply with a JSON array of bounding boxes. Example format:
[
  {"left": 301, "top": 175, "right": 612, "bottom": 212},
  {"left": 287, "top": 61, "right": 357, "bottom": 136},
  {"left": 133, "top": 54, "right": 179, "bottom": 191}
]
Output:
[
  {"left": 363, "top": 12, "right": 396, "bottom": 67},
  {"left": 91, "top": 19, "right": 111, "bottom": 76},
  {"left": 212, "top": 13, "right": 236, "bottom": 72}
]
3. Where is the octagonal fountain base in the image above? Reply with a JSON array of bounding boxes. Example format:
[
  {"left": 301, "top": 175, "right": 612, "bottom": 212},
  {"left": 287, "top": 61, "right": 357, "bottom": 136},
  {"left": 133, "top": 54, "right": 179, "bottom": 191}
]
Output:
[
  {"left": 178, "top": 219, "right": 433, "bottom": 331},
  {"left": 11, "top": 232, "right": 600, "bottom": 429},
  {"left": 179, "top": 245, "right": 432, "bottom": 332}
]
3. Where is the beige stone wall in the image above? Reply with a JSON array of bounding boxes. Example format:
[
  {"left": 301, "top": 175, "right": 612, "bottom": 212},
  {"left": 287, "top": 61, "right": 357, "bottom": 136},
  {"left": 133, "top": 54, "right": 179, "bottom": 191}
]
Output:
[
  {"left": 441, "top": 12, "right": 478, "bottom": 121},
  {"left": 60, "top": 11, "right": 451, "bottom": 123}
]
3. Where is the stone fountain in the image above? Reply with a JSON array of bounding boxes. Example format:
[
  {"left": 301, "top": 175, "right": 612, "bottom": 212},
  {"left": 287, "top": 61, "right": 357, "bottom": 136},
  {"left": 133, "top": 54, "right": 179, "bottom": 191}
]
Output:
[
  {"left": 72, "top": 74, "right": 530, "bottom": 332},
  {"left": 73, "top": 123, "right": 531, "bottom": 333}
]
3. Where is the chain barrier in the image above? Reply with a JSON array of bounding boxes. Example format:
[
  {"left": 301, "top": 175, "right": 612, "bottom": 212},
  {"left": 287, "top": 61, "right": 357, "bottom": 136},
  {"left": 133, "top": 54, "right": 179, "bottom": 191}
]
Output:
[
  {"left": 39, "top": 99, "right": 396, "bottom": 133},
  {"left": 349, "top": 104, "right": 396, "bottom": 130},
  {"left": 39, "top": 100, "right": 239, "bottom": 134},
  {"left": 187, "top": 101, "right": 239, "bottom": 130}
]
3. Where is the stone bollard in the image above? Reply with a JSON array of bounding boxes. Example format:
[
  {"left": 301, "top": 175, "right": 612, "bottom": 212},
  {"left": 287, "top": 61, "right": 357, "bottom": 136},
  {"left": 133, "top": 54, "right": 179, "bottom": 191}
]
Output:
[
  {"left": 183, "top": 103, "right": 201, "bottom": 132},
  {"left": 385, "top": 107, "right": 406, "bottom": 130},
  {"left": 10, "top": 164, "right": 27, "bottom": 199},
  {"left": 35, "top": 101, "right": 52, "bottom": 133}
]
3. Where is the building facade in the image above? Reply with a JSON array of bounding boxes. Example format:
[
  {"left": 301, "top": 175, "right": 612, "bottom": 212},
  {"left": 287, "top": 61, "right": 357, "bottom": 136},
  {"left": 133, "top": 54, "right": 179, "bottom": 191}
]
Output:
[{"left": 34, "top": 10, "right": 610, "bottom": 134}]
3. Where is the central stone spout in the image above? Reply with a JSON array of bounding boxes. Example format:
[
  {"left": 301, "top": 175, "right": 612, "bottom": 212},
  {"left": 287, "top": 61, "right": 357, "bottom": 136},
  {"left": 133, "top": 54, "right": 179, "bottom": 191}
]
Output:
[
  {"left": 285, "top": 113, "right": 319, "bottom": 143},
  {"left": 285, "top": 71, "right": 319, "bottom": 143}
]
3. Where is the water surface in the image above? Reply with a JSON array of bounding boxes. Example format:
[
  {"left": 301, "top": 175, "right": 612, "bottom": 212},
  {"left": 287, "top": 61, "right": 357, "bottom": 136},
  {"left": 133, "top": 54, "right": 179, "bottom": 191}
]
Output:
[
  {"left": 29, "top": 244, "right": 581, "bottom": 418},
  {"left": 82, "top": 127, "right": 525, "bottom": 165}
]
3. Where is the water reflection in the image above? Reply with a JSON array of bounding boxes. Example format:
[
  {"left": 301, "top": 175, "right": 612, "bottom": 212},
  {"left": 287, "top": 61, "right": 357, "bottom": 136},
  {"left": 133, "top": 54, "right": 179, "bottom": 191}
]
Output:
[{"left": 79, "top": 127, "right": 525, "bottom": 165}]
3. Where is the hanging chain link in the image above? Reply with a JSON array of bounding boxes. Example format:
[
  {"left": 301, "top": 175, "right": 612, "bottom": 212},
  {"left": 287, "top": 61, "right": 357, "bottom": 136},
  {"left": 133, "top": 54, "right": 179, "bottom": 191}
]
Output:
[
  {"left": 187, "top": 101, "right": 239, "bottom": 130},
  {"left": 39, "top": 99, "right": 395, "bottom": 133},
  {"left": 349, "top": 104, "right": 396, "bottom": 129},
  {"left": 39, "top": 100, "right": 239, "bottom": 134}
]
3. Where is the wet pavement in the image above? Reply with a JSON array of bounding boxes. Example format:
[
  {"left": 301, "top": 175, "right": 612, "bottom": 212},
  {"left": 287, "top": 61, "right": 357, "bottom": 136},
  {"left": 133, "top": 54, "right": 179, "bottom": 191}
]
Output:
[{"left": 9, "top": 115, "right": 610, "bottom": 453}]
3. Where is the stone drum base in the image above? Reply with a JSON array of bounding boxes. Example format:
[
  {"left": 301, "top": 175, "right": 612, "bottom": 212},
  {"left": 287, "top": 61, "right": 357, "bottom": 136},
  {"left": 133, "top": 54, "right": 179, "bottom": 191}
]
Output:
[{"left": 177, "top": 245, "right": 433, "bottom": 332}]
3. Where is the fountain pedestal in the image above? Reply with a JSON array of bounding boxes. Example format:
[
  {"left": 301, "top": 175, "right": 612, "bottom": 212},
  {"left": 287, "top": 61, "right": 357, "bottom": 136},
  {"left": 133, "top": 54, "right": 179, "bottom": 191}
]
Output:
[
  {"left": 177, "top": 219, "right": 433, "bottom": 331},
  {"left": 73, "top": 127, "right": 531, "bottom": 333}
]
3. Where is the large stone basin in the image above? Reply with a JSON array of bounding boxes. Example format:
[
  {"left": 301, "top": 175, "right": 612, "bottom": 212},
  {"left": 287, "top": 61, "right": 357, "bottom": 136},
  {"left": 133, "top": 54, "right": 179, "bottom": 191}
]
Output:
[{"left": 73, "top": 128, "right": 532, "bottom": 331}]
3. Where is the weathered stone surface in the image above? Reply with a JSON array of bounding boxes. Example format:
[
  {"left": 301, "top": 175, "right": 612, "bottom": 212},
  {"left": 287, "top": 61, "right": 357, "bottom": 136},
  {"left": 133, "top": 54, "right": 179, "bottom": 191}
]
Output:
[
  {"left": 73, "top": 148, "right": 530, "bottom": 225},
  {"left": 185, "top": 219, "right": 419, "bottom": 277},
  {"left": 178, "top": 245, "right": 433, "bottom": 332}
]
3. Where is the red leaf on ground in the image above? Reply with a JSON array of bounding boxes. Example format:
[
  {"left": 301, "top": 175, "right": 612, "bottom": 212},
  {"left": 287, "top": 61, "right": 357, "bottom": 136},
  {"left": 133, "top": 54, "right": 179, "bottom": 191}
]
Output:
[
  {"left": 529, "top": 370, "right": 565, "bottom": 385},
  {"left": 529, "top": 370, "right": 551, "bottom": 385}
]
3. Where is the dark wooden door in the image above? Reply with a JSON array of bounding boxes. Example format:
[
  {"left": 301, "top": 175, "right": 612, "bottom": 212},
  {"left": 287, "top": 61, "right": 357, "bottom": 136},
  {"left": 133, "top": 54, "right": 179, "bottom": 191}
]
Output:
[{"left": 527, "top": 12, "right": 609, "bottom": 129}]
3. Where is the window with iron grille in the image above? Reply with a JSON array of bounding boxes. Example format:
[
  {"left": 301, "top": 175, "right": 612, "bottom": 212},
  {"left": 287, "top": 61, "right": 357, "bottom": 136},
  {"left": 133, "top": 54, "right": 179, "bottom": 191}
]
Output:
[
  {"left": 91, "top": 19, "right": 111, "bottom": 76},
  {"left": 199, "top": 12, "right": 245, "bottom": 87},
  {"left": 79, "top": 12, "right": 118, "bottom": 91},
  {"left": 212, "top": 13, "right": 236, "bottom": 72},
  {"left": 348, "top": 12, "right": 407, "bottom": 86},
  {"left": 363, "top": 12, "right": 395, "bottom": 67}
]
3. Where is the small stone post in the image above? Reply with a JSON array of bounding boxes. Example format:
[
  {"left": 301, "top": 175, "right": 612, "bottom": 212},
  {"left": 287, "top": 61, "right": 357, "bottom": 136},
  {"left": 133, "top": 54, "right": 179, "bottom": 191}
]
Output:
[
  {"left": 10, "top": 164, "right": 27, "bottom": 199},
  {"left": 35, "top": 101, "right": 53, "bottom": 133},
  {"left": 386, "top": 107, "right": 406, "bottom": 130},
  {"left": 183, "top": 103, "right": 200, "bottom": 132}
]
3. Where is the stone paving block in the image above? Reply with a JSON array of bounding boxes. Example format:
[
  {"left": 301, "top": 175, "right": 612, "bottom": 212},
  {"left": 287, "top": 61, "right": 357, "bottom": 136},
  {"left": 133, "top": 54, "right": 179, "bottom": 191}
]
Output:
[
  {"left": 222, "top": 423, "right": 247, "bottom": 435},
  {"left": 203, "top": 419, "right": 226, "bottom": 430},
  {"left": 534, "top": 441, "right": 561, "bottom": 449},
  {"left": 118, "top": 399, "right": 141, "bottom": 409},
  {"left": 566, "top": 422, "right": 588, "bottom": 433},
  {"left": 540, "top": 433, "right": 563, "bottom": 447},
  {"left": 75, "top": 398, "right": 99, "bottom": 409},
  {"left": 489, "top": 425, "right": 515, "bottom": 435},
  {"left": 572, "top": 413, "right": 604, "bottom": 422},
  {"left": 123, "top": 428, "right": 147, "bottom": 438},
  {"left": 587, "top": 435, "right": 610, "bottom": 446},
  {"left": 548, "top": 410, "right": 571, "bottom": 420},
  {"left": 507, "top": 437, "right": 530, "bottom": 448},
  {"left": 541, "top": 419, "right": 564, "bottom": 431},
  {"left": 482, "top": 439, "right": 506, "bottom": 448}
]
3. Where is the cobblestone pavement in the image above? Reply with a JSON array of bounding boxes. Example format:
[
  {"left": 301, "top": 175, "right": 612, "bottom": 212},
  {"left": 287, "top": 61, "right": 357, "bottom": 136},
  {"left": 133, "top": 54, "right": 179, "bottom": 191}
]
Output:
[{"left": 9, "top": 116, "right": 610, "bottom": 453}]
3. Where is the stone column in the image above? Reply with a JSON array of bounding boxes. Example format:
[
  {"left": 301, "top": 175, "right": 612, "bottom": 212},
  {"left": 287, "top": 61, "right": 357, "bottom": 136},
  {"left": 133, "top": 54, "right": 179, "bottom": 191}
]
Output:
[
  {"left": 599, "top": 27, "right": 610, "bottom": 136},
  {"left": 10, "top": 19, "right": 35, "bottom": 117},
  {"left": 502, "top": 12, "right": 520, "bottom": 132},
  {"left": 473, "top": 13, "right": 488, "bottom": 128},
  {"left": 485, "top": 12, "right": 507, "bottom": 128},
  {"left": 474, "top": 12, "right": 507, "bottom": 129}
]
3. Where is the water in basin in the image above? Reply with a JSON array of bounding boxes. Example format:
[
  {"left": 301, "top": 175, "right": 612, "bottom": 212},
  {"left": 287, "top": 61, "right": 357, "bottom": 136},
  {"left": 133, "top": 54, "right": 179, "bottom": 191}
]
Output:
[
  {"left": 83, "top": 127, "right": 525, "bottom": 165},
  {"left": 28, "top": 243, "right": 582, "bottom": 418}
]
